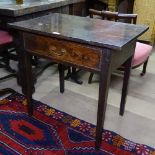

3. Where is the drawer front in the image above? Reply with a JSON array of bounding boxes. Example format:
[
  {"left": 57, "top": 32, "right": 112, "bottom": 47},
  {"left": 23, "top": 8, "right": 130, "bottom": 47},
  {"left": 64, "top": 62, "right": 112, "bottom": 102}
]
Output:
[{"left": 24, "top": 33, "right": 101, "bottom": 70}]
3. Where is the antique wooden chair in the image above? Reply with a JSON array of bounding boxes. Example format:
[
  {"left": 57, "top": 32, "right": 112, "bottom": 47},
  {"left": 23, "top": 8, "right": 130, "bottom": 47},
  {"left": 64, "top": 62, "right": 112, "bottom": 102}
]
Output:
[
  {"left": 0, "top": 30, "right": 16, "bottom": 81},
  {"left": 88, "top": 9, "right": 153, "bottom": 115},
  {"left": 0, "top": 29, "right": 46, "bottom": 82},
  {"left": 88, "top": 9, "right": 153, "bottom": 84},
  {"left": 0, "top": 30, "right": 16, "bottom": 96}
]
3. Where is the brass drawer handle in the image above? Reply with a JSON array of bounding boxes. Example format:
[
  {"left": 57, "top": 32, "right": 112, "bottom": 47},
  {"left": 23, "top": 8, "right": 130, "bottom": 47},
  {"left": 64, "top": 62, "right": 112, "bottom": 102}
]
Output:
[
  {"left": 82, "top": 55, "right": 89, "bottom": 61},
  {"left": 61, "top": 48, "right": 67, "bottom": 54},
  {"left": 49, "top": 46, "right": 66, "bottom": 56}
]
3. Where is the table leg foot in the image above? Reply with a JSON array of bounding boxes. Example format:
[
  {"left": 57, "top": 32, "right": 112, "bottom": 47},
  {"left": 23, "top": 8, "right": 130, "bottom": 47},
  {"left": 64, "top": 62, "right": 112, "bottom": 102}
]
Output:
[
  {"left": 95, "top": 138, "right": 102, "bottom": 150},
  {"left": 119, "top": 108, "right": 124, "bottom": 116},
  {"left": 27, "top": 100, "right": 33, "bottom": 116}
]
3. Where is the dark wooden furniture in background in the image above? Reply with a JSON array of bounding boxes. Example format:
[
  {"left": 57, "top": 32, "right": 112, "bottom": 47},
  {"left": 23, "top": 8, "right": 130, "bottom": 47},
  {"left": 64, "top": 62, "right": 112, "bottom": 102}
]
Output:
[
  {"left": 85, "top": 0, "right": 108, "bottom": 15},
  {"left": 0, "top": 30, "right": 16, "bottom": 81},
  {"left": 0, "top": 0, "right": 86, "bottom": 85},
  {"left": 84, "top": 0, "right": 135, "bottom": 15},
  {"left": 9, "top": 13, "right": 148, "bottom": 149},
  {"left": 0, "top": 0, "right": 86, "bottom": 29},
  {"left": 117, "top": 0, "right": 135, "bottom": 14}
]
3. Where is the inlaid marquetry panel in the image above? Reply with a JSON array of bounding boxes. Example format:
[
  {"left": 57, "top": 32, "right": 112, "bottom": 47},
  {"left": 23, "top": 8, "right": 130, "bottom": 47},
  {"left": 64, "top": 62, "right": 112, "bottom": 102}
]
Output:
[{"left": 24, "top": 33, "right": 102, "bottom": 70}]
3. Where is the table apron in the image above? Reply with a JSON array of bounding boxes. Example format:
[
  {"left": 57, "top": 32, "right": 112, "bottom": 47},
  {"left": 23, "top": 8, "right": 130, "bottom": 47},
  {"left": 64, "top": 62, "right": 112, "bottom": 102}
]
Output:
[{"left": 23, "top": 32, "right": 102, "bottom": 72}]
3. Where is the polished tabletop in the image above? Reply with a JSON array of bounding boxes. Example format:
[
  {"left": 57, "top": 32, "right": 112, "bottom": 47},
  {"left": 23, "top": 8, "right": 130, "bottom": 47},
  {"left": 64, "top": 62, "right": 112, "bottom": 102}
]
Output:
[
  {"left": 0, "top": 0, "right": 84, "bottom": 16},
  {"left": 9, "top": 13, "right": 148, "bottom": 50}
]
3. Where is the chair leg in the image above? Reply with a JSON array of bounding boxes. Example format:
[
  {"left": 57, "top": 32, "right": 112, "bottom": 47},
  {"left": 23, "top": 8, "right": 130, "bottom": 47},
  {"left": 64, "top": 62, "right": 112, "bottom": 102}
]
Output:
[
  {"left": 0, "top": 88, "right": 16, "bottom": 97},
  {"left": 140, "top": 58, "right": 149, "bottom": 76},
  {"left": 0, "top": 73, "right": 16, "bottom": 81},
  {"left": 119, "top": 56, "right": 133, "bottom": 116},
  {"left": 70, "top": 67, "right": 83, "bottom": 84},
  {"left": 88, "top": 73, "right": 94, "bottom": 84},
  {"left": 65, "top": 67, "right": 71, "bottom": 80},
  {"left": 0, "top": 49, "right": 16, "bottom": 73},
  {"left": 65, "top": 67, "right": 83, "bottom": 84}
]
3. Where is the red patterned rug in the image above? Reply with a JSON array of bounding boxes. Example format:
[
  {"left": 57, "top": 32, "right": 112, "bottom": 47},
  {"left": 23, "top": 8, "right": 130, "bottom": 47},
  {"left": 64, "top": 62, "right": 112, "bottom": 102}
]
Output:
[{"left": 0, "top": 92, "right": 154, "bottom": 155}]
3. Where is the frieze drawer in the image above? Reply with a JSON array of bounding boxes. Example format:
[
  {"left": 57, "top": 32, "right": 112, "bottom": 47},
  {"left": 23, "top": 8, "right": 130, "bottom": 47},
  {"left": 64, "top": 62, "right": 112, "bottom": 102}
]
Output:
[{"left": 24, "top": 33, "right": 102, "bottom": 70}]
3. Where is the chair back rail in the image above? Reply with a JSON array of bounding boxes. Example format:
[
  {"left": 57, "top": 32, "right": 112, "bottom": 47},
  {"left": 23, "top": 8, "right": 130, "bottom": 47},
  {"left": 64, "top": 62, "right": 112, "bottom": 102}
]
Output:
[
  {"left": 88, "top": 9, "right": 152, "bottom": 84},
  {"left": 89, "top": 9, "right": 137, "bottom": 24}
]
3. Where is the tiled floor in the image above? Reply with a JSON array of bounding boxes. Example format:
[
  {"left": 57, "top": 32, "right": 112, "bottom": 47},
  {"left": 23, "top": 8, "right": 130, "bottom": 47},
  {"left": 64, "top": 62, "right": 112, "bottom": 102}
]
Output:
[{"left": 0, "top": 50, "right": 155, "bottom": 148}]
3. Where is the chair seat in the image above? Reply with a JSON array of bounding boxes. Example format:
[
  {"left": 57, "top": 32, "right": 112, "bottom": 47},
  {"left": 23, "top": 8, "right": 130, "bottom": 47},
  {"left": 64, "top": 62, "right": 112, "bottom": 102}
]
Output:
[
  {"left": 132, "top": 42, "right": 152, "bottom": 67},
  {"left": 0, "top": 30, "right": 13, "bottom": 45}
]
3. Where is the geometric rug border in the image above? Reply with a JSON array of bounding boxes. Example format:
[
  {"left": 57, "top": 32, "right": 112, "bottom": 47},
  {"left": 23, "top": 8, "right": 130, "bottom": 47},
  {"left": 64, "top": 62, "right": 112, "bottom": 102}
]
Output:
[{"left": 0, "top": 92, "right": 154, "bottom": 155}]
